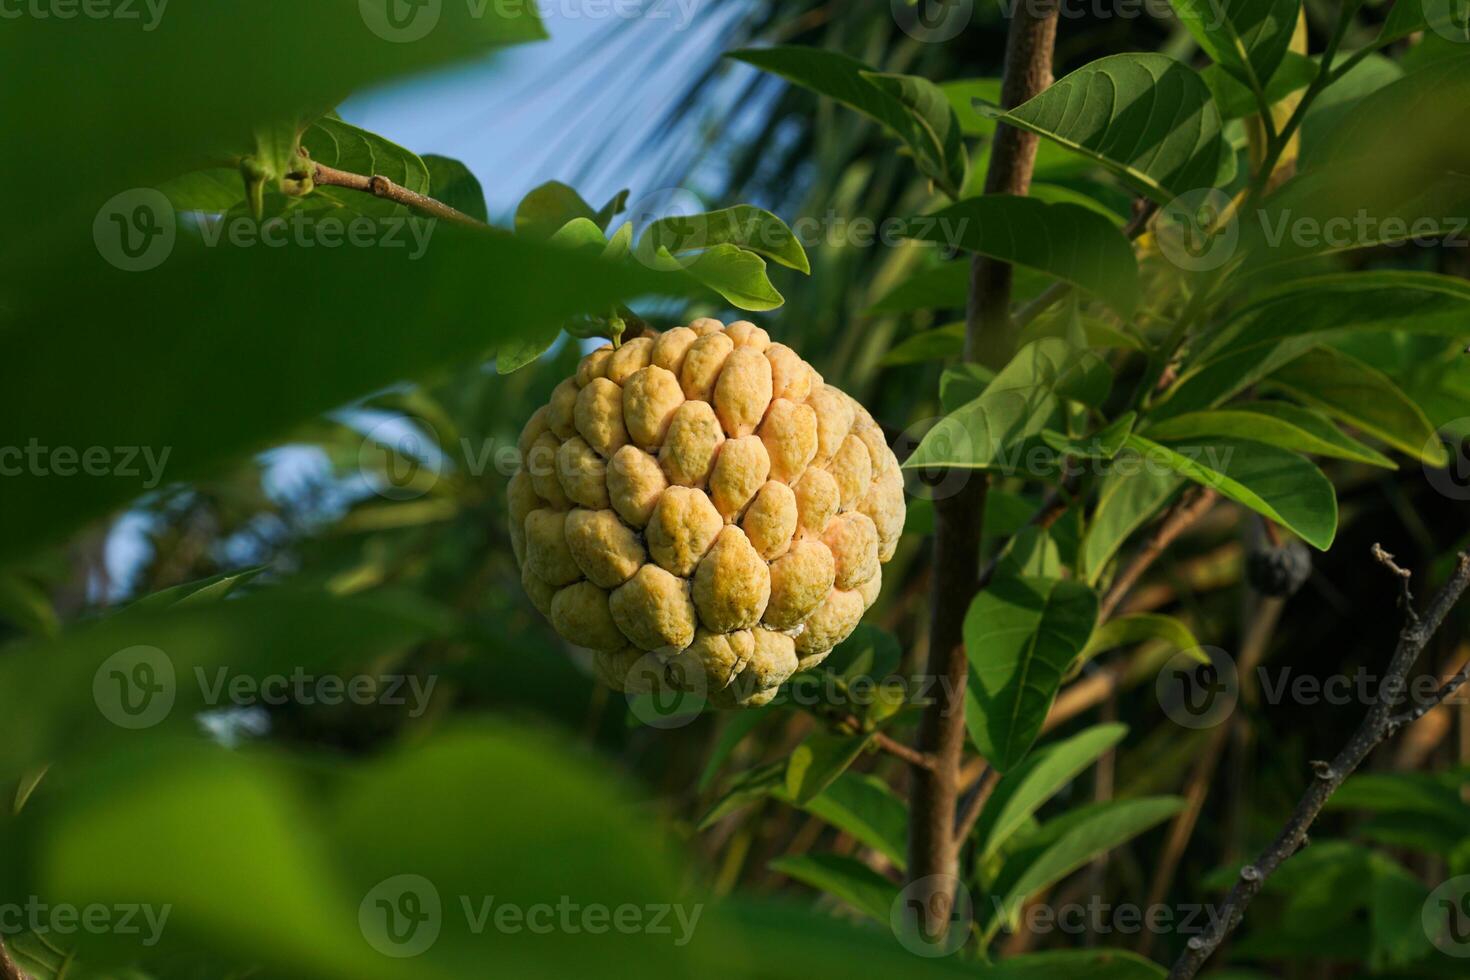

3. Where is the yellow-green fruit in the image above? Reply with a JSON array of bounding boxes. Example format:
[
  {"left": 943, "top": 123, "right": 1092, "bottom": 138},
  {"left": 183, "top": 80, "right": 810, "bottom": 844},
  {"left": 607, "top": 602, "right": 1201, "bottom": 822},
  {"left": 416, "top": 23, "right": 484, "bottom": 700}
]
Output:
[{"left": 508, "top": 318, "right": 904, "bottom": 708}]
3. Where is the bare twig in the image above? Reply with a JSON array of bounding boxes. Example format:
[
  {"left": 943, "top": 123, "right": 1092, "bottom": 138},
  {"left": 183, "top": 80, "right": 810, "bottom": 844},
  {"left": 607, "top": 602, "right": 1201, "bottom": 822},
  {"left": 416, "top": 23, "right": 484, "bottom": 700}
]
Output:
[
  {"left": 954, "top": 765, "right": 999, "bottom": 845},
  {"left": 907, "top": 0, "right": 1060, "bottom": 937},
  {"left": 312, "top": 163, "right": 489, "bottom": 231},
  {"left": 875, "top": 728, "right": 938, "bottom": 771},
  {"left": 1167, "top": 549, "right": 1470, "bottom": 980},
  {"left": 1100, "top": 488, "right": 1219, "bottom": 622}
]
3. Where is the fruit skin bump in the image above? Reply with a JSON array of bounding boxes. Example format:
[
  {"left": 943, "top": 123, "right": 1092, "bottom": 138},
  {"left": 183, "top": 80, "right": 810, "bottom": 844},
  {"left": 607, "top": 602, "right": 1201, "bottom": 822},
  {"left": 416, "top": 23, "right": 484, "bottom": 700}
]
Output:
[{"left": 509, "top": 319, "right": 905, "bottom": 707}]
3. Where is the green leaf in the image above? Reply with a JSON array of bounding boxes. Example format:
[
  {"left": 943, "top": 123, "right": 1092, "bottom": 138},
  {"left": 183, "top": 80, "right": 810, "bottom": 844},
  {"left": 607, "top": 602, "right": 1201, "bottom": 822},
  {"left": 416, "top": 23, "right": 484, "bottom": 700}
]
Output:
[
  {"left": 906, "top": 197, "right": 1139, "bottom": 317},
  {"left": 1078, "top": 614, "right": 1203, "bottom": 665},
  {"left": 302, "top": 116, "right": 431, "bottom": 217},
  {"left": 156, "top": 168, "right": 249, "bottom": 213},
  {"left": 128, "top": 567, "right": 267, "bottom": 611},
  {"left": 1202, "top": 51, "right": 1316, "bottom": 119},
  {"left": 977, "top": 54, "right": 1227, "bottom": 203},
  {"left": 988, "top": 798, "right": 1185, "bottom": 932},
  {"left": 768, "top": 854, "right": 897, "bottom": 924},
  {"left": 939, "top": 363, "right": 996, "bottom": 414},
  {"left": 639, "top": 205, "right": 810, "bottom": 273},
  {"left": 0, "top": 573, "right": 60, "bottom": 638},
  {"left": 1080, "top": 466, "right": 1183, "bottom": 585},
  {"left": 1124, "top": 434, "right": 1337, "bottom": 550},
  {"left": 1, "top": 1, "right": 544, "bottom": 266},
  {"left": 699, "top": 705, "right": 781, "bottom": 792},
  {"left": 594, "top": 189, "right": 631, "bottom": 231},
  {"left": 866, "top": 262, "right": 968, "bottom": 314},
  {"left": 905, "top": 339, "right": 1110, "bottom": 471},
  {"left": 1264, "top": 347, "right": 1447, "bottom": 465},
  {"left": 784, "top": 732, "right": 871, "bottom": 805},
  {"left": 881, "top": 321, "right": 965, "bottom": 365},
  {"left": 964, "top": 575, "right": 1100, "bottom": 772},
  {"left": 1144, "top": 404, "right": 1397, "bottom": 468},
  {"left": 792, "top": 773, "right": 909, "bottom": 871},
  {"left": 1041, "top": 412, "right": 1138, "bottom": 461},
  {"left": 730, "top": 47, "right": 969, "bottom": 197},
  {"left": 860, "top": 71, "right": 970, "bottom": 198},
  {"left": 515, "top": 181, "right": 599, "bottom": 239},
  {"left": 1169, "top": 0, "right": 1302, "bottom": 91},
  {"left": 0, "top": 228, "right": 693, "bottom": 563},
  {"left": 423, "top": 154, "right": 488, "bottom": 223},
  {"left": 972, "top": 723, "right": 1128, "bottom": 860},
  {"left": 1368, "top": 852, "right": 1437, "bottom": 970},
  {"left": 683, "top": 244, "right": 785, "bottom": 311},
  {"left": 975, "top": 950, "right": 1167, "bottom": 979},
  {"left": 0, "top": 590, "right": 448, "bottom": 779}
]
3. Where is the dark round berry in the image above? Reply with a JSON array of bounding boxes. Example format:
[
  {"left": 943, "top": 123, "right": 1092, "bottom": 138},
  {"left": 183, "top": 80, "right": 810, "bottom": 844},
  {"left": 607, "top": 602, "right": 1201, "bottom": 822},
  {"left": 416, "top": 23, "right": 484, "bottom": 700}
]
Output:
[{"left": 1246, "top": 539, "right": 1312, "bottom": 597}]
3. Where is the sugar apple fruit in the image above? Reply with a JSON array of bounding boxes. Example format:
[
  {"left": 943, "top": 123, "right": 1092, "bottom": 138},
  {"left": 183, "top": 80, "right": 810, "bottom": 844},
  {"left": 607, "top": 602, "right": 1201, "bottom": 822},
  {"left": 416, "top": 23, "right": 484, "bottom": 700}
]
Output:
[{"left": 508, "top": 317, "right": 905, "bottom": 707}]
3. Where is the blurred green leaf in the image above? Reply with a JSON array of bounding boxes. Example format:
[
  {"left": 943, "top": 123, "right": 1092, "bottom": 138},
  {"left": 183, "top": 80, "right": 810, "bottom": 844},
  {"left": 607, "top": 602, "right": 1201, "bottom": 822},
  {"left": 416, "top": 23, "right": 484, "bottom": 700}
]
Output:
[
  {"left": 767, "top": 854, "right": 896, "bottom": 924},
  {"left": 0, "top": 590, "right": 449, "bottom": 777},
  {"left": 0, "top": 230, "right": 691, "bottom": 563},
  {"left": 791, "top": 773, "right": 908, "bottom": 870},
  {"left": 975, "top": 949, "right": 1167, "bottom": 979},
  {"left": 515, "top": 181, "right": 599, "bottom": 239}
]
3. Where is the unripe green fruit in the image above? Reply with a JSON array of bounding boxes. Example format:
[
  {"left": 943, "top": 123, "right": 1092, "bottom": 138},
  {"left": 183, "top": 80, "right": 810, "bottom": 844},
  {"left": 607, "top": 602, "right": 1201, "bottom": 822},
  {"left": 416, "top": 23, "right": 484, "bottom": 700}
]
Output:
[{"left": 509, "top": 319, "right": 905, "bottom": 707}]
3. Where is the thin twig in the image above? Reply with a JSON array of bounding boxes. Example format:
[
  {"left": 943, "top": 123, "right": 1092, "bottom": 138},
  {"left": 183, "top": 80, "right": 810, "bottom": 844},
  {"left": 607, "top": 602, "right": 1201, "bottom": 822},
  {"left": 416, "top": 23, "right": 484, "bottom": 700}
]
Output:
[
  {"left": 875, "top": 728, "right": 938, "bottom": 771},
  {"left": 1100, "top": 488, "right": 1219, "bottom": 622},
  {"left": 1167, "top": 550, "right": 1470, "bottom": 980},
  {"left": 312, "top": 163, "right": 489, "bottom": 230},
  {"left": 954, "top": 765, "right": 999, "bottom": 845}
]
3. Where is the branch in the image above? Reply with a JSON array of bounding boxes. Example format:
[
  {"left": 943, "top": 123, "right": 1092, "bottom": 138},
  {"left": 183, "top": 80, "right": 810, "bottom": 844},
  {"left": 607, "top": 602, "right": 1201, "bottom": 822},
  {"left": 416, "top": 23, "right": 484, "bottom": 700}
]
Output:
[
  {"left": 1099, "top": 487, "right": 1218, "bottom": 622},
  {"left": 311, "top": 163, "right": 489, "bottom": 231},
  {"left": 905, "top": 0, "right": 1060, "bottom": 940},
  {"left": 0, "top": 935, "right": 28, "bottom": 980},
  {"left": 1167, "top": 549, "right": 1470, "bottom": 980}
]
